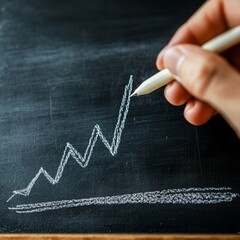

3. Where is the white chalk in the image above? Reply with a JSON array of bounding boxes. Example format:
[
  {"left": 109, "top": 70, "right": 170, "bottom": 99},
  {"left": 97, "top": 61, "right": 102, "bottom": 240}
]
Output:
[
  {"left": 7, "top": 76, "right": 133, "bottom": 202},
  {"left": 8, "top": 187, "right": 238, "bottom": 213},
  {"left": 131, "top": 26, "right": 240, "bottom": 97}
]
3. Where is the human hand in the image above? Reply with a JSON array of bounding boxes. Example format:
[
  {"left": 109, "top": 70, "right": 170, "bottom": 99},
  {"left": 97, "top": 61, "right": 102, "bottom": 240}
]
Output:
[{"left": 156, "top": 0, "right": 240, "bottom": 137}]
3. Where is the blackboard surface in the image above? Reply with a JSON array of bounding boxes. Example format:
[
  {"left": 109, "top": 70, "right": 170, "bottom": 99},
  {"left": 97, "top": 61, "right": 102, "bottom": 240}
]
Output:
[{"left": 0, "top": 0, "right": 239, "bottom": 234}]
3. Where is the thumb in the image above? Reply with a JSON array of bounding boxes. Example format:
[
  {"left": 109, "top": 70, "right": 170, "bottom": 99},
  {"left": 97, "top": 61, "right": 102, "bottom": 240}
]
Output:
[{"left": 163, "top": 44, "right": 240, "bottom": 137}]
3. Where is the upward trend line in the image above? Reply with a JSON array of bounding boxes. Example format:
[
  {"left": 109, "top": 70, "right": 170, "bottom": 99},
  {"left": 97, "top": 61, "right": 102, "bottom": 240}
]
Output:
[{"left": 7, "top": 76, "right": 133, "bottom": 202}]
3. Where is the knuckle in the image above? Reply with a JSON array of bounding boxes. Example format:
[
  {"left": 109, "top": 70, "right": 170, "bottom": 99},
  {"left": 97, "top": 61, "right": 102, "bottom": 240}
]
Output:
[{"left": 190, "top": 56, "right": 218, "bottom": 98}]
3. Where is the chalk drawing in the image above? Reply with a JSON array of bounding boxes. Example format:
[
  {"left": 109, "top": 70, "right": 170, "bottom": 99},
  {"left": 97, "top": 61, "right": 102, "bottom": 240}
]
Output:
[
  {"left": 7, "top": 75, "right": 133, "bottom": 202},
  {"left": 8, "top": 187, "right": 239, "bottom": 213},
  {"left": 7, "top": 75, "right": 239, "bottom": 213}
]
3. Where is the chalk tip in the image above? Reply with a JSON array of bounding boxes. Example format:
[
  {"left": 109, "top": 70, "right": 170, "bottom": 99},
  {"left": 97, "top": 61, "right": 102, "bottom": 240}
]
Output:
[{"left": 130, "top": 92, "right": 138, "bottom": 98}]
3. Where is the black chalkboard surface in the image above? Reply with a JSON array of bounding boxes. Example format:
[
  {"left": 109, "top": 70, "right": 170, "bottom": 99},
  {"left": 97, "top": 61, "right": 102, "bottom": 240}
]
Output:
[{"left": 0, "top": 0, "right": 239, "bottom": 234}]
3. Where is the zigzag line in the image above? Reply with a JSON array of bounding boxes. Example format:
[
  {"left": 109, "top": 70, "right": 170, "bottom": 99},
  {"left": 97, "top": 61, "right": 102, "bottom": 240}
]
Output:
[{"left": 7, "top": 76, "right": 133, "bottom": 202}]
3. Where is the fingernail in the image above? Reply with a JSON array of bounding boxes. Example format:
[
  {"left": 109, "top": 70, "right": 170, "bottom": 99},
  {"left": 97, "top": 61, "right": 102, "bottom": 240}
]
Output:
[
  {"left": 163, "top": 47, "right": 185, "bottom": 80},
  {"left": 184, "top": 103, "right": 192, "bottom": 113},
  {"left": 164, "top": 82, "right": 173, "bottom": 96},
  {"left": 184, "top": 100, "right": 195, "bottom": 114},
  {"left": 157, "top": 46, "right": 168, "bottom": 60},
  {"left": 156, "top": 46, "right": 168, "bottom": 70}
]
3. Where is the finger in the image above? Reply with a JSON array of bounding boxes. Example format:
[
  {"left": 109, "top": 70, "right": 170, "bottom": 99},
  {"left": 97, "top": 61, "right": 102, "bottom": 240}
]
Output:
[
  {"left": 184, "top": 98, "right": 216, "bottom": 126},
  {"left": 163, "top": 44, "right": 240, "bottom": 106},
  {"left": 156, "top": 46, "right": 168, "bottom": 70},
  {"left": 163, "top": 44, "right": 240, "bottom": 133},
  {"left": 164, "top": 80, "right": 217, "bottom": 122},
  {"left": 156, "top": 0, "right": 240, "bottom": 70},
  {"left": 164, "top": 81, "right": 191, "bottom": 106}
]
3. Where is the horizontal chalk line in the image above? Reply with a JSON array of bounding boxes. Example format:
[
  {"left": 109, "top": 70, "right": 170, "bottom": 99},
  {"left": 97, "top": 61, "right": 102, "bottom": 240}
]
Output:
[
  {"left": 7, "top": 76, "right": 239, "bottom": 214},
  {"left": 8, "top": 187, "right": 239, "bottom": 213}
]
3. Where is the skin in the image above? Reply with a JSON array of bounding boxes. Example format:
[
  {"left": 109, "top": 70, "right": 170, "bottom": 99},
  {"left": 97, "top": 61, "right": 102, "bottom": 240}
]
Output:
[{"left": 156, "top": 0, "right": 240, "bottom": 138}]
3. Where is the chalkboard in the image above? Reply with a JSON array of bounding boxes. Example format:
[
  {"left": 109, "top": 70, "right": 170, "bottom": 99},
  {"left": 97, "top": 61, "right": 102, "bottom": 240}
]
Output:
[{"left": 0, "top": 0, "right": 239, "bottom": 234}]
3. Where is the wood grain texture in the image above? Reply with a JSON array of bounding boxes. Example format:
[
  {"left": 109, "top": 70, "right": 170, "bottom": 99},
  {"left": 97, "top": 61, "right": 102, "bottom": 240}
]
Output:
[{"left": 0, "top": 235, "right": 239, "bottom": 240}]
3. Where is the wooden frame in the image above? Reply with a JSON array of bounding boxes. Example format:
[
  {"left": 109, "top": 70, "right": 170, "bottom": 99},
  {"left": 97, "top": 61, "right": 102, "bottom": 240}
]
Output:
[{"left": 0, "top": 235, "right": 239, "bottom": 240}]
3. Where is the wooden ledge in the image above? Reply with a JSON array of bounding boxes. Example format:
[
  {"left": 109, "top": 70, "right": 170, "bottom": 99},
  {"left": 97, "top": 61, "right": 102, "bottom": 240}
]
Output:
[{"left": 0, "top": 234, "right": 239, "bottom": 240}]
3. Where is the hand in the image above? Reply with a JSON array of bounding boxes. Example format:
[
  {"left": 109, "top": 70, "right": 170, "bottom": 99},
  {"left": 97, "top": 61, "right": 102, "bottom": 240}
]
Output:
[{"left": 156, "top": 0, "right": 240, "bottom": 138}]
